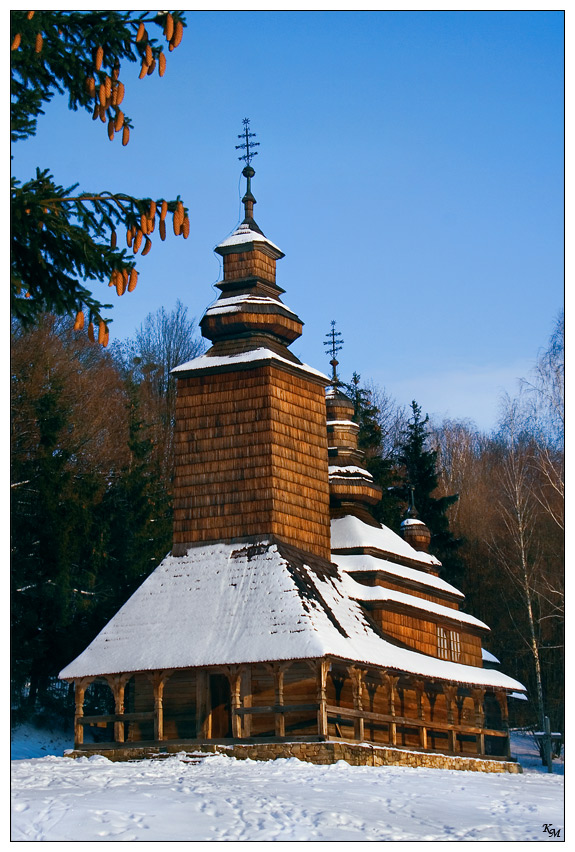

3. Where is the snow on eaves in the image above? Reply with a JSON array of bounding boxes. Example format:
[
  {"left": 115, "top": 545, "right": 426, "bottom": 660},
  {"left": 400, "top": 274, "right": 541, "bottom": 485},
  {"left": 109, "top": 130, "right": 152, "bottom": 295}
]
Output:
[
  {"left": 328, "top": 465, "right": 373, "bottom": 480},
  {"left": 215, "top": 223, "right": 283, "bottom": 255},
  {"left": 171, "top": 347, "right": 329, "bottom": 381},
  {"left": 59, "top": 540, "right": 524, "bottom": 692},
  {"left": 332, "top": 553, "right": 464, "bottom": 599},
  {"left": 341, "top": 574, "right": 488, "bottom": 630},
  {"left": 204, "top": 294, "right": 299, "bottom": 318},
  {"left": 331, "top": 515, "right": 441, "bottom": 567}
]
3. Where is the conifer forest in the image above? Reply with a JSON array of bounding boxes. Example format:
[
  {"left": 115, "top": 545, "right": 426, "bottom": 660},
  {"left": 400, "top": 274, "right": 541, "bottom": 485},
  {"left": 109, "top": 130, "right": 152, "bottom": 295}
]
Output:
[{"left": 10, "top": 11, "right": 563, "bottom": 739}]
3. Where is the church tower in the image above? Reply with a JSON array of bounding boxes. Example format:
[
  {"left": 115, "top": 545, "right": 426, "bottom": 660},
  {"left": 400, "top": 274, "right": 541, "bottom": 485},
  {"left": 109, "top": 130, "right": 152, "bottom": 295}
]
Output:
[{"left": 171, "top": 121, "right": 331, "bottom": 560}]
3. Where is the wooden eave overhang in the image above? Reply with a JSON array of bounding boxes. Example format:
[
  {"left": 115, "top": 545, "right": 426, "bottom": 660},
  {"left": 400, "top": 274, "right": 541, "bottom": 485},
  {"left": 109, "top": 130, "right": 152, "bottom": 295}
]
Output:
[
  {"left": 346, "top": 569, "right": 464, "bottom": 606},
  {"left": 331, "top": 544, "right": 442, "bottom": 576}
]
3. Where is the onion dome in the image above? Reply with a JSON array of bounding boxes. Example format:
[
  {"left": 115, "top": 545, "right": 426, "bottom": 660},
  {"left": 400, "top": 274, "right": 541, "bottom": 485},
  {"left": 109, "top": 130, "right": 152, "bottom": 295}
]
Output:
[{"left": 400, "top": 487, "right": 432, "bottom": 552}]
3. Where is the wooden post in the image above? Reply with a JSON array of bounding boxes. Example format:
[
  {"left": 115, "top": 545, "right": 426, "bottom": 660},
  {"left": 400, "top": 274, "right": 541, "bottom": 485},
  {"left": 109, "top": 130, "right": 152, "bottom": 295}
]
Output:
[
  {"left": 196, "top": 670, "right": 210, "bottom": 740},
  {"left": 384, "top": 673, "right": 399, "bottom": 746},
  {"left": 106, "top": 674, "right": 130, "bottom": 743},
  {"left": 471, "top": 688, "right": 486, "bottom": 755},
  {"left": 227, "top": 666, "right": 243, "bottom": 739},
  {"left": 443, "top": 685, "right": 458, "bottom": 752},
  {"left": 495, "top": 690, "right": 511, "bottom": 759},
  {"left": 73, "top": 678, "right": 92, "bottom": 747},
  {"left": 348, "top": 667, "right": 366, "bottom": 742},
  {"left": 272, "top": 663, "right": 290, "bottom": 738},
  {"left": 316, "top": 660, "right": 330, "bottom": 739},
  {"left": 414, "top": 680, "right": 427, "bottom": 750},
  {"left": 242, "top": 667, "right": 252, "bottom": 738},
  {"left": 147, "top": 671, "right": 172, "bottom": 742}
]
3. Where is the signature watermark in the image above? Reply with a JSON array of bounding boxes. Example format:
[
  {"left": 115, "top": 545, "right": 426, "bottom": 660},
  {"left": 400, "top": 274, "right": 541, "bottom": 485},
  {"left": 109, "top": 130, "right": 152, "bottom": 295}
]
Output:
[{"left": 542, "top": 823, "right": 562, "bottom": 839}]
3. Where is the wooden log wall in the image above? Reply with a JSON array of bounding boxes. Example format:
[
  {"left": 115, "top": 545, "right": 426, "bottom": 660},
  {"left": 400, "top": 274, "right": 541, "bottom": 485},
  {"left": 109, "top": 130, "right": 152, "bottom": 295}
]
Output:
[
  {"left": 368, "top": 606, "right": 483, "bottom": 666},
  {"left": 173, "top": 365, "right": 331, "bottom": 560}
]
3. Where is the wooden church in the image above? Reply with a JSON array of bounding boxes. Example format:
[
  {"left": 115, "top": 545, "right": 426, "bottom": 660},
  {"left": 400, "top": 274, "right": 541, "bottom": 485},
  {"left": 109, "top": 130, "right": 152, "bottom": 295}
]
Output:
[{"left": 60, "top": 125, "right": 525, "bottom": 769}]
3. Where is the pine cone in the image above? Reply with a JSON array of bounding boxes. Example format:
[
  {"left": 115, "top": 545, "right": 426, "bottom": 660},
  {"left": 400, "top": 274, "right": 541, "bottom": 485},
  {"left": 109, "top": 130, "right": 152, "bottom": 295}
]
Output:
[
  {"left": 142, "top": 237, "right": 152, "bottom": 256},
  {"left": 112, "top": 63, "right": 120, "bottom": 81},
  {"left": 116, "top": 81, "right": 125, "bottom": 105},
  {"left": 145, "top": 43, "right": 153, "bottom": 65},
  {"left": 182, "top": 216, "right": 190, "bottom": 239},
  {"left": 126, "top": 227, "right": 134, "bottom": 247},
  {"left": 159, "top": 52, "right": 166, "bottom": 77},
  {"left": 108, "top": 119, "right": 115, "bottom": 141},
  {"left": 104, "top": 76, "right": 112, "bottom": 99},
  {"left": 128, "top": 268, "right": 138, "bottom": 292},
  {"left": 73, "top": 311, "right": 85, "bottom": 331},
  {"left": 11, "top": 34, "right": 21, "bottom": 51},
  {"left": 165, "top": 13, "right": 174, "bottom": 41},
  {"left": 159, "top": 219, "right": 166, "bottom": 241},
  {"left": 27, "top": 11, "right": 35, "bottom": 19},
  {"left": 140, "top": 213, "right": 148, "bottom": 235},
  {"left": 85, "top": 76, "right": 96, "bottom": 96},
  {"left": 148, "top": 200, "right": 157, "bottom": 219},
  {"left": 133, "top": 230, "right": 143, "bottom": 253},
  {"left": 35, "top": 33, "right": 43, "bottom": 53},
  {"left": 160, "top": 200, "right": 168, "bottom": 221},
  {"left": 173, "top": 19, "right": 183, "bottom": 47},
  {"left": 136, "top": 22, "right": 146, "bottom": 42},
  {"left": 139, "top": 61, "right": 148, "bottom": 79},
  {"left": 147, "top": 59, "right": 156, "bottom": 76},
  {"left": 88, "top": 322, "right": 95, "bottom": 343},
  {"left": 95, "top": 45, "right": 104, "bottom": 71},
  {"left": 92, "top": 103, "right": 100, "bottom": 121},
  {"left": 98, "top": 322, "right": 106, "bottom": 344},
  {"left": 122, "top": 125, "right": 130, "bottom": 146},
  {"left": 99, "top": 105, "right": 107, "bottom": 122},
  {"left": 110, "top": 230, "right": 117, "bottom": 249},
  {"left": 114, "top": 110, "right": 124, "bottom": 131},
  {"left": 99, "top": 83, "right": 107, "bottom": 107}
]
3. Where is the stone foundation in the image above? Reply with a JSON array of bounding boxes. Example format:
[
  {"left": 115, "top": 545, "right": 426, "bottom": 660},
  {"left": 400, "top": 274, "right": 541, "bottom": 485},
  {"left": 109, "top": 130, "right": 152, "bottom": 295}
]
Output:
[{"left": 65, "top": 740, "right": 521, "bottom": 773}]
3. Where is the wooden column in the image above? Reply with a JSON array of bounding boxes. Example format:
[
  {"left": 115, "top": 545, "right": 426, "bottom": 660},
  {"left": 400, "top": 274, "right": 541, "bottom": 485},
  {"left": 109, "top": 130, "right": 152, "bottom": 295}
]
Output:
[
  {"left": 471, "top": 688, "right": 486, "bottom": 755},
  {"left": 242, "top": 667, "right": 252, "bottom": 738},
  {"left": 383, "top": 673, "right": 399, "bottom": 746},
  {"left": 106, "top": 674, "right": 130, "bottom": 743},
  {"left": 147, "top": 671, "right": 172, "bottom": 742},
  {"left": 73, "top": 678, "right": 93, "bottom": 747},
  {"left": 495, "top": 690, "right": 511, "bottom": 758},
  {"left": 271, "top": 663, "right": 291, "bottom": 738},
  {"left": 414, "top": 680, "right": 427, "bottom": 750},
  {"left": 227, "top": 666, "right": 244, "bottom": 739},
  {"left": 444, "top": 685, "right": 458, "bottom": 753},
  {"left": 196, "top": 670, "right": 210, "bottom": 740},
  {"left": 348, "top": 667, "right": 366, "bottom": 742},
  {"left": 316, "top": 660, "right": 330, "bottom": 739}
]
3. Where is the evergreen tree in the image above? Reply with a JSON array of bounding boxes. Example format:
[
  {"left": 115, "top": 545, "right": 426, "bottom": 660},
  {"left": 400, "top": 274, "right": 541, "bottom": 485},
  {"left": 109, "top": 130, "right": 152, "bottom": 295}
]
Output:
[
  {"left": 397, "top": 401, "right": 465, "bottom": 583},
  {"left": 11, "top": 10, "right": 188, "bottom": 333}
]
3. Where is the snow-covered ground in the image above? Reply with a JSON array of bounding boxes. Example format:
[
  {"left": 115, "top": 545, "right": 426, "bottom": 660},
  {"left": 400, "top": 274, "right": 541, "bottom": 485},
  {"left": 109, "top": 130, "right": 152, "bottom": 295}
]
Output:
[{"left": 11, "top": 727, "right": 564, "bottom": 841}]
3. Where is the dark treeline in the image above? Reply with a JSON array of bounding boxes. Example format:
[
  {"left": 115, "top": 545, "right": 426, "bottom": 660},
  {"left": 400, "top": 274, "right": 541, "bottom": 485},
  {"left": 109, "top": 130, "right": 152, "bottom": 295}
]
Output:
[
  {"left": 10, "top": 302, "right": 204, "bottom": 726},
  {"left": 11, "top": 310, "right": 563, "bottom": 735}
]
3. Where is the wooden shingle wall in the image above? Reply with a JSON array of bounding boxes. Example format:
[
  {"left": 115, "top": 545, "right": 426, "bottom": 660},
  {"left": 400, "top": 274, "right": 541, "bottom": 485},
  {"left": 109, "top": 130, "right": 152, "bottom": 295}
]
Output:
[{"left": 173, "top": 364, "right": 330, "bottom": 560}]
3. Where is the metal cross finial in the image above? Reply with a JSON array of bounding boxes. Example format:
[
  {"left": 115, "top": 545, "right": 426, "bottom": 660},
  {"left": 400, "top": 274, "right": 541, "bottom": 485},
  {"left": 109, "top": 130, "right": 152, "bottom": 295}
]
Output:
[
  {"left": 236, "top": 118, "right": 260, "bottom": 167},
  {"left": 324, "top": 320, "right": 344, "bottom": 386}
]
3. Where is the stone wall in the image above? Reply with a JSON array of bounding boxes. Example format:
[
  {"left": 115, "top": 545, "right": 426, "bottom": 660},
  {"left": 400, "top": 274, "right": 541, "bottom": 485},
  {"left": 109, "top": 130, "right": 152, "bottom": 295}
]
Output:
[{"left": 65, "top": 740, "right": 521, "bottom": 773}]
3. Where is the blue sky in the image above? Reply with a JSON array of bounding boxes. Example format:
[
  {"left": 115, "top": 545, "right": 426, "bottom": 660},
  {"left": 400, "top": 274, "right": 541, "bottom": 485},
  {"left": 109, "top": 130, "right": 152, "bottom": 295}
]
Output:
[{"left": 11, "top": 10, "right": 564, "bottom": 431}]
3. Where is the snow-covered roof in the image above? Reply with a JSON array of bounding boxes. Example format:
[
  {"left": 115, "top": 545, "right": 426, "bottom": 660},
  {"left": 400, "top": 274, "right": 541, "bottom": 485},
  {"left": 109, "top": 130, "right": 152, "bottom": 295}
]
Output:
[
  {"left": 171, "top": 347, "right": 329, "bottom": 381},
  {"left": 333, "top": 553, "right": 464, "bottom": 599},
  {"left": 342, "top": 575, "right": 488, "bottom": 631},
  {"left": 401, "top": 519, "right": 427, "bottom": 527},
  {"left": 204, "top": 294, "right": 298, "bottom": 318},
  {"left": 59, "top": 539, "right": 524, "bottom": 692},
  {"left": 482, "top": 648, "right": 500, "bottom": 664},
  {"left": 215, "top": 223, "right": 283, "bottom": 256},
  {"left": 331, "top": 515, "right": 441, "bottom": 568},
  {"left": 328, "top": 465, "right": 373, "bottom": 480}
]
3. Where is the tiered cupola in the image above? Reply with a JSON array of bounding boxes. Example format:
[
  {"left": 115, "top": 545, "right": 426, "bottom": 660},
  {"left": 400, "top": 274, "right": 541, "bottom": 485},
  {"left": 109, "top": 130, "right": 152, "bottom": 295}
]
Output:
[
  {"left": 171, "top": 122, "right": 331, "bottom": 560},
  {"left": 323, "top": 323, "right": 382, "bottom": 526},
  {"left": 400, "top": 486, "right": 432, "bottom": 553}
]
